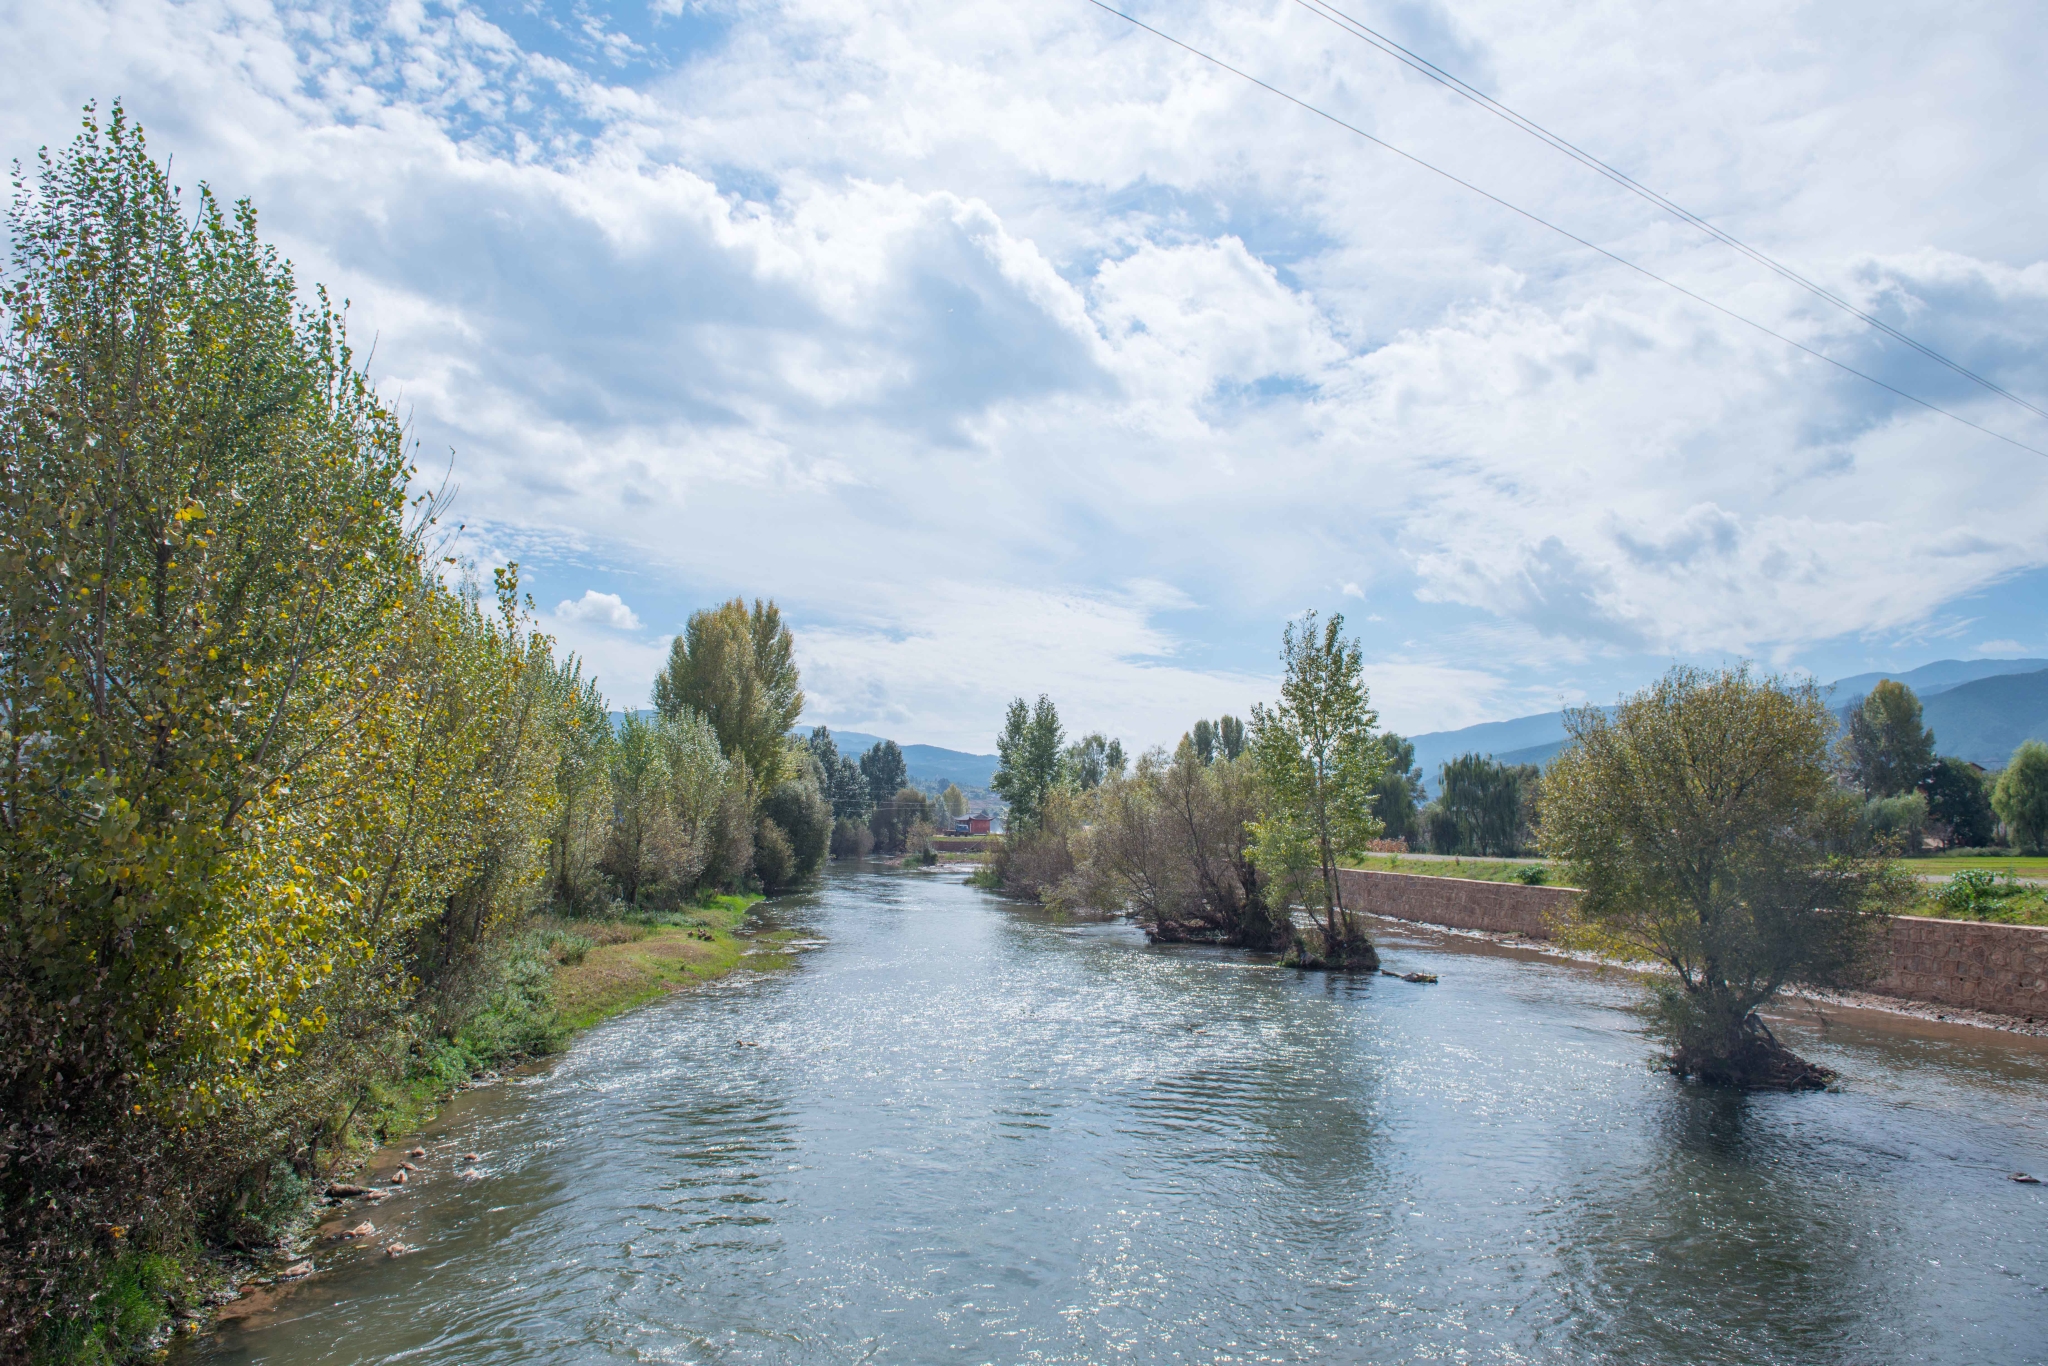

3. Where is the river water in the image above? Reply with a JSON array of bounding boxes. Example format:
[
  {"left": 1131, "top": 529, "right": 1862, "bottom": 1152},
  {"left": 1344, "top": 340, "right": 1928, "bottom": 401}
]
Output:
[{"left": 190, "top": 865, "right": 2048, "bottom": 1365}]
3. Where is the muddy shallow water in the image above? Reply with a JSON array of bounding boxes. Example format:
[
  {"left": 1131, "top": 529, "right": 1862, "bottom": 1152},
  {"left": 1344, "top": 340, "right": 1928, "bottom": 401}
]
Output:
[{"left": 185, "top": 865, "right": 2048, "bottom": 1364}]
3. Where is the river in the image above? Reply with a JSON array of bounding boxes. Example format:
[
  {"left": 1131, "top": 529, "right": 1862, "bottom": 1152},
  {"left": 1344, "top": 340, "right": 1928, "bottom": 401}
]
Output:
[{"left": 188, "top": 864, "right": 2048, "bottom": 1364}]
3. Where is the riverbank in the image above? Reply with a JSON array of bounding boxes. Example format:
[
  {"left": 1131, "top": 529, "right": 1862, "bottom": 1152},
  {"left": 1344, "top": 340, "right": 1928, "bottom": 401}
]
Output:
[{"left": 91, "top": 895, "right": 765, "bottom": 1362}]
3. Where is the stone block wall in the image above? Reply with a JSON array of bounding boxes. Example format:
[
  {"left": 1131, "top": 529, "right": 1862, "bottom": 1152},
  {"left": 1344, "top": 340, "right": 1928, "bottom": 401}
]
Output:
[
  {"left": 1872, "top": 915, "right": 2048, "bottom": 1018},
  {"left": 1335, "top": 868, "right": 1575, "bottom": 939},
  {"left": 1340, "top": 867, "right": 2048, "bottom": 1019}
]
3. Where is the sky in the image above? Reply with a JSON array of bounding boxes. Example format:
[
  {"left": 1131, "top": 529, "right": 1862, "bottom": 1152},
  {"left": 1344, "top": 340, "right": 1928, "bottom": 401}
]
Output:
[{"left": 5, "top": 0, "right": 2047, "bottom": 752}]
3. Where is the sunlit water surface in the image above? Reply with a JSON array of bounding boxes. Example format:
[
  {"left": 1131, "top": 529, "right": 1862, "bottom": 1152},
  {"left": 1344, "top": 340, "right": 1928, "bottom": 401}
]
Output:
[{"left": 186, "top": 866, "right": 2048, "bottom": 1364}]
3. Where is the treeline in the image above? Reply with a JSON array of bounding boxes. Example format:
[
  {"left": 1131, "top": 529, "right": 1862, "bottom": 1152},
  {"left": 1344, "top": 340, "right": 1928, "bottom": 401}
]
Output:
[
  {"left": 1830, "top": 679, "right": 2048, "bottom": 853},
  {"left": 0, "top": 111, "right": 830, "bottom": 1359},
  {"left": 801, "top": 728, "right": 959, "bottom": 860}
]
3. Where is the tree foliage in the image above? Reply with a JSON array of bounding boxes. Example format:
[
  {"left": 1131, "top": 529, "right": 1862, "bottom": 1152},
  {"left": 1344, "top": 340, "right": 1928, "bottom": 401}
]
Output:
[
  {"left": 1994, "top": 740, "right": 2048, "bottom": 853},
  {"left": 1541, "top": 665, "right": 1902, "bottom": 1088},
  {"left": 1922, "top": 756, "right": 1995, "bottom": 848},
  {"left": 1838, "top": 679, "right": 1936, "bottom": 797},
  {"left": 1247, "top": 611, "right": 1385, "bottom": 968},
  {"left": 992, "top": 694, "right": 1066, "bottom": 829},
  {"left": 652, "top": 597, "right": 803, "bottom": 794},
  {"left": 1081, "top": 742, "right": 1287, "bottom": 949}
]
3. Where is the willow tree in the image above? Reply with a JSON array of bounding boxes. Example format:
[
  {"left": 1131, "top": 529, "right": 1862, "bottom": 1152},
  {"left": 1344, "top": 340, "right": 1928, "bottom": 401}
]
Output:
[
  {"left": 652, "top": 597, "right": 804, "bottom": 794},
  {"left": 1248, "top": 611, "right": 1386, "bottom": 969},
  {"left": 1542, "top": 665, "right": 1902, "bottom": 1089}
]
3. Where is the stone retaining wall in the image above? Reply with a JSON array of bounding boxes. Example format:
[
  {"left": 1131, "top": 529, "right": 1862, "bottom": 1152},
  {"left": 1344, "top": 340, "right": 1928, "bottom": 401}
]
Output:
[
  {"left": 1335, "top": 868, "right": 1575, "bottom": 939},
  {"left": 1339, "top": 867, "right": 2048, "bottom": 1019}
]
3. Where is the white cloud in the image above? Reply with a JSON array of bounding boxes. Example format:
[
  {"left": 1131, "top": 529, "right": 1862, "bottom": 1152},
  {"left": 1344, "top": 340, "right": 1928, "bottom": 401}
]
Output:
[
  {"left": 553, "top": 590, "right": 643, "bottom": 632},
  {"left": 8, "top": 0, "right": 2048, "bottom": 740}
]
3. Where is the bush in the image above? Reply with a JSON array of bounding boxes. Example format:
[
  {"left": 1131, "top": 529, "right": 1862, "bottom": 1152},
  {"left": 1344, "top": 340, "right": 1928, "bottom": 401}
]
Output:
[
  {"left": 1860, "top": 791, "right": 1929, "bottom": 854},
  {"left": 830, "top": 818, "right": 874, "bottom": 859},
  {"left": 753, "top": 816, "right": 797, "bottom": 893}
]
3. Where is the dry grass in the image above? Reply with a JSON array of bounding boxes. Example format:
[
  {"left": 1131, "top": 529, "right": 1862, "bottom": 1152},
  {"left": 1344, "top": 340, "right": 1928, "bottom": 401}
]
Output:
[{"left": 549, "top": 900, "right": 755, "bottom": 1031}]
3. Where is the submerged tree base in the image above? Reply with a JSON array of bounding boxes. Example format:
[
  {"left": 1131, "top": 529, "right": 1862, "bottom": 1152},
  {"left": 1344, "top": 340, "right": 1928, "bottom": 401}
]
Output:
[
  {"left": 1668, "top": 1015, "right": 1836, "bottom": 1091},
  {"left": 1283, "top": 928, "right": 1381, "bottom": 972}
]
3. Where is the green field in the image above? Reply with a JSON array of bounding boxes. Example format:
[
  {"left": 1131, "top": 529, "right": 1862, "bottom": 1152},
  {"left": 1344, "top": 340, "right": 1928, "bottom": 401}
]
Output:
[
  {"left": 1346, "top": 854, "right": 1572, "bottom": 888},
  {"left": 1916, "top": 849, "right": 2048, "bottom": 879}
]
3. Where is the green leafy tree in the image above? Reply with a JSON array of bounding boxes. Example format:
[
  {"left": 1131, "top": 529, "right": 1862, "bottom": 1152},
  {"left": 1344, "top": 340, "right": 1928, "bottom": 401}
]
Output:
[
  {"left": 1247, "top": 611, "right": 1386, "bottom": 968},
  {"left": 992, "top": 694, "right": 1066, "bottom": 828},
  {"left": 1993, "top": 740, "right": 2048, "bottom": 852},
  {"left": 1542, "top": 665, "right": 1901, "bottom": 1088},
  {"left": 1437, "top": 755, "right": 1534, "bottom": 856},
  {"left": 759, "top": 758, "right": 831, "bottom": 890},
  {"left": 1373, "top": 733, "right": 1422, "bottom": 843},
  {"left": 652, "top": 597, "right": 803, "bottom": 794},
  {"left": 859, "top": 740, "right": 908, "bottom": 807},
  {"left": 870, "top": 786, "right": 932, "bottom": 853},
  {"left": 1922, "top": 757, "right": 1995, "bottom": 847},
  {"left": 1190, "top": 718, "right": 1218, "bottom": 764},
  {"left": 1104, "top": 737, "right": 1128, "bottom": 781},
  {"left": 1217, "top": 715, "right": 1246, "bottom": 761},
  {"left": 1838, "top": 679, "right": 1936, "bottom": 797},
  {"left": 940, "top": 783, "right": 969, "bottom": 819}
]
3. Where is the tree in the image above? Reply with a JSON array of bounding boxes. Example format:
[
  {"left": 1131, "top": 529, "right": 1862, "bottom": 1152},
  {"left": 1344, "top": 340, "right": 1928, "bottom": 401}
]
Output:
[
  {"left": 1838, "top": 680, "right": 1936, "bottom": 797},
  {"left": 759, "top": 763, "right": 831, "bottom": 890},
  {"left": 1083, "top": 741, "right": 1286, "bottom": 949},
  {"left": 1994, "top": 740, "right": 2048, "bottom": 852},
  {"left": 1104, "top": 737, "right": 1128, "bottom": 781},
  {"left": 1437, "top": 755, "right": 1535, "bottom": 856},
  {"left": 1066, "top": 732, "right": 1114, "bottom": 789},
  {"left": 1190, "top": 718, "right": 1218, "bottom": 764},
  {"left": 1372, "top": 733, "right": 1422, "bottom": 844},
  {"left": 940, "top": 783, "right": 969, "bottom": 819},
  {"left": 1922, "top": 757, "right": 1995, "bottom": 847},
  {"left": 870, "top": 786, "right": 932, "bottom": 853},
  {"left": 992, "top": 694, "right": 1066, "bottom": 828},
  {"left": 1217, "top": 715, "right": 1246, "bottom": 761},
  {"left": 1541, "top": 665, "right": 1901, "bottom": 1089},
  {"left": 859, "top": 740, "right": 908, "bottom": 808},
  {"left": 807, "top": 726, "right": 874, "bottom": 822},
  {"left": 1247, "top": 611, "right": 1386, "bottom": 969},
  {"left": 652, "top": 597, "right": 803, "bottom": 794}
]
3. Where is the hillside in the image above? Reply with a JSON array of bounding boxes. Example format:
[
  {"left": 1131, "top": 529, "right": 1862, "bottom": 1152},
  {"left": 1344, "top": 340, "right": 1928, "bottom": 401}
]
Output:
[
  {"left": 1919, "top": 669, "right": 2048, "bottom": 767},
  {"left": 807, "top": 727, "right": 999, "bottom": 790},
  {"left": 1405, "top": 657, "right": 2048, "bottom": 789}
]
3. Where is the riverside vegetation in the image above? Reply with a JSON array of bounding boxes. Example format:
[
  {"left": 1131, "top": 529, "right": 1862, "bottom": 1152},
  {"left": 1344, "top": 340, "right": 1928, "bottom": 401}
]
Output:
[
  {"left": 0, "top": 110, "right": 840, "bottom": 1363},
  {"left": 987, "top": 639, "right": 1917, "bottom": 1091}
]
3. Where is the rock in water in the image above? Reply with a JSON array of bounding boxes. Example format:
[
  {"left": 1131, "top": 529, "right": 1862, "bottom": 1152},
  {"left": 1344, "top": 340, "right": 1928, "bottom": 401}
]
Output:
[
  {"left": 2013, "top": 1172, "right": 2042, "bottom": 1184},
  {"left": 280, "top": 1261, "right": 314, "bottom": 1279},
  {"left": 325, "top": 1184, "right": 366, "bottom": 1198},
  {"left": 346, "top": 1222, "right": 375, "bottom": 1238},
  {"left": 459, "top": 1168, "right": 483, "bottom": 1181},
  {"left": 1401, "top": 972, "right": 1439, "bottom": 984},
  {"left": 390, "top": 1171, "right": 407, "bottom": 1184},
  {"left": 407, "top": 1147, "right": 426, "bottom": 1158},
  {"left": 385, "top": 1242, "right": 414, "bottom": 1258},
  {"left": 462, "top": 1153, "right": 480, "bottom": 1163}
]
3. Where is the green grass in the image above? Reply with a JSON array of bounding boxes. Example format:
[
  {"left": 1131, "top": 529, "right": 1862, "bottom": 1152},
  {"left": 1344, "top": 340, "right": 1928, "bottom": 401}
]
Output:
[
  {"left": 1910, "top": 868, "right": 2048, "bottom": 926},
  {"left": 1916, "top": 849, "right": 2048, "bottom": 878},
  {"left": 1346, "top": 853, "right": 1572, "bottom": 887}
]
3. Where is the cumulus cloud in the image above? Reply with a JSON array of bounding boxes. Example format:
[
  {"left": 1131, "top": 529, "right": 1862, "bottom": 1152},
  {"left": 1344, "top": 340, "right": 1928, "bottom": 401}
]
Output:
[
  {"left": 553, "top": 590, "right": 643, "bottom": 632},
  {"left": 8, "top": 0, "right": 2046, "bottom": 742}
]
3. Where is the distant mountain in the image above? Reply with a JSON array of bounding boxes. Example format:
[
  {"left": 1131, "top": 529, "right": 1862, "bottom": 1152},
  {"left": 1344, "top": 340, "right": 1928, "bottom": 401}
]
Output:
[
  {"left": 1918, "top": 669, "right": 2048, "bottom": 767},
  {"left": 1822, "top": 658, "right": 2048, "bottom": 710},
  {"left": 1402, "top": 658, "right": 2048, "bottom": 788},
  {"left": 806, "top": 726, "right": 999, "bottom": 790}
]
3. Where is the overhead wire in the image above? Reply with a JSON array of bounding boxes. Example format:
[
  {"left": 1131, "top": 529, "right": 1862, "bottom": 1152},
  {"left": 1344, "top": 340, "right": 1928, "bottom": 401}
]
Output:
[
  {"left": 1287, "top": 0, "right": 2048, "bottom": 426},
  {"left": 1081, "top": 0, "right": 2048, "bottom": 460}
]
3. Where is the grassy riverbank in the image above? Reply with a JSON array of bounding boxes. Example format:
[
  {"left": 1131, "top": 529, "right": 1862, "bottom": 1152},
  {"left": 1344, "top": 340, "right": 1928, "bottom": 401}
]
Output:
[{"left": 41, "top": 895, "right": 764, "bottom": 1364}]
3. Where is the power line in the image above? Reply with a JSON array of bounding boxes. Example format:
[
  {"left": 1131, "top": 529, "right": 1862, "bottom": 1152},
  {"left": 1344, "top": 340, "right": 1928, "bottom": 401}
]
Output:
[
  {"left": 1083, "top": 0, "right": 2048, "bottom": 460},
  {"left": 1286, "top": 0, "right": 2048, "bottom": 426}
]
